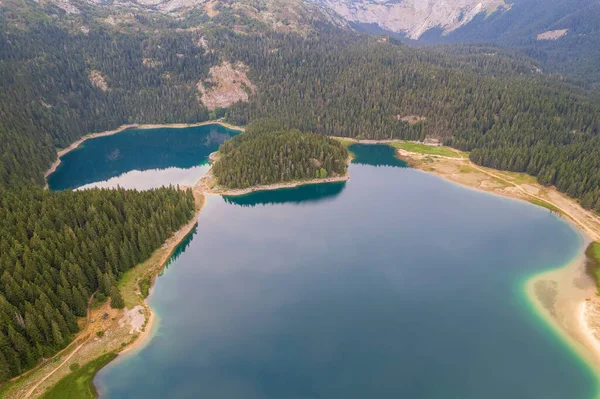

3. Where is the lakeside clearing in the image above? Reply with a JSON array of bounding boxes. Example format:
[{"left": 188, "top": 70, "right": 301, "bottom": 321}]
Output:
[{"left": 40, "top": 353, "right": 117, "bottom": 399}]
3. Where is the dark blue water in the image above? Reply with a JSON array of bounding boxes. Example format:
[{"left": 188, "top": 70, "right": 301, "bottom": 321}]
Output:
[
  {"left": 47, "top": 124, "right": 239, "bottom": 190},
  {"left": 88, "top": 143, "right": 599, "bottom": 399}
]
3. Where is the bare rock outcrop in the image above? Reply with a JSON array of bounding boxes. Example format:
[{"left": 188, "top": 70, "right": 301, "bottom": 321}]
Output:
[
  {"left": 197, "top": 61, "right": 256, "bottom": 110},
  {"left": 537, "top": 29, "right": 568, "bottom": 41},
  {"left": 316, "top": 0, "right": 510, "bottom": 39},
  {"left": 89, "top": 70, "right": 108, "bottom": 92}
]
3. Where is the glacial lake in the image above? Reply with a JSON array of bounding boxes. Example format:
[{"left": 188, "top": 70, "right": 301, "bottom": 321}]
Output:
[{"left": 50, "top": 130, "right": 600, "bottom": 398}]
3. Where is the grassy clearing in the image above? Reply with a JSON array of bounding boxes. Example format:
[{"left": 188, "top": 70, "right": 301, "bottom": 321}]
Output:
[
  {"left": 389, "top": 142, "right": 468, "bottom": 158},
  {"left": 459, "top": 165, "right": 476, "bottom": 174},
  {"left": 118, "top": 245, "right": 164, "bottom": 308},
  {"left": 498, "top": 170, "right": 538, "bottom": 185},
  {"left": 40, "top": 352, "right": 117, "bottom": 399},
  {"left": 117, "top": 262, "right": 146, "bottom": 309},
  {"left": 0, "top": 380, "right": 16, "bottom": 397},
  {"left": 529, "top": 199, "right": 561, "bottom": 213},
  {"left": 586, "top": 242, "right": 600, "bottom": 292}
]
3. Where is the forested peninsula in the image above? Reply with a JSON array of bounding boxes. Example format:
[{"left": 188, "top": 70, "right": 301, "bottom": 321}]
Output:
[
  {"left": 211, "top": 119, "right": 349, "bottom": 190},
  {"left": 0, "top": 187, "right": 195, "bottom": 382}
]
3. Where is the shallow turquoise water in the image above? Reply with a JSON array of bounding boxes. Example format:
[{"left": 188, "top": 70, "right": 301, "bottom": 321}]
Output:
[
  {"left": 54, "top": 135, "right": 598, "bottom": 398},
  {"left": 47, "top": 124, "right": 239, "bottom": 190}
]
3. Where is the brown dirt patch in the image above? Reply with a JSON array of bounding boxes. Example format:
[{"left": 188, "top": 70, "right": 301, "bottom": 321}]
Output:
[
  {"left": 89, "top": 70, "right": 108, "bottom": 92},
  {"left": 197, "top": 61, "right": 256, "bottom": 110}
]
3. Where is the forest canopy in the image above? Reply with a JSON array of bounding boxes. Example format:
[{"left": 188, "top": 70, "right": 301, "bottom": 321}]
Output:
[{"left": 212, "top": 119, "right": 349, "bottom": 189}]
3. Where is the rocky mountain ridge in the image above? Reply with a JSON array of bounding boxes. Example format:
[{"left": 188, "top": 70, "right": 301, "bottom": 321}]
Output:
[{"left": 311, "top": 0, "right": 510, "bottom": 39}]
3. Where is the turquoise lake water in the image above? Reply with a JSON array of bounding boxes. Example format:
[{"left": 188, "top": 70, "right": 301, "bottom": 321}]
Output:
[
  {"left": 50, "top": 133, "right": 600, "bottom": 398},
  {"left": 47, "top": 124, "right": 239, "bottom": 190}
]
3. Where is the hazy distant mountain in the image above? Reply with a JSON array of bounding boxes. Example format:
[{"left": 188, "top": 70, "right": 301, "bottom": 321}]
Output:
[
  {"left": 313, "top": 0, "right": 600, "bottom": 87},
  {"left": 312, "top": 0, "right": 510, "bottom": 39}
]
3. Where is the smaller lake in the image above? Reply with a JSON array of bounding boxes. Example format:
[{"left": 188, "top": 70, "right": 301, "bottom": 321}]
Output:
[{"left": 47, "top": 124, "right": 239, "bottom": 191}]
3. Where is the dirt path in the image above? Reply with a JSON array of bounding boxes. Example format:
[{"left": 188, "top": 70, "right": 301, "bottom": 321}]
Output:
[
  {"left": 395, "top": 146, "right": 600, "bottom": 243},
  {"left": 469, "top": 163, "right": 600, "bottom": 242},
  {"left": 22, "top": 339, "right": 89, "bottom": 399},
  {"left": 21, "top": 292, "right": 97, "bottom": 399}
]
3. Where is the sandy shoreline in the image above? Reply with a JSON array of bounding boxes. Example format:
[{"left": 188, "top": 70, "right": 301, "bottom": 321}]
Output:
[
  {"left": 393, "top": 144, "right": 600, "bottom": 386},
  {"left": 207, "top": 174, "right": 350, "bottom": 196},
  {"left": 523, "top": 237, "right": 600, "bottom": 372},
  {"left": 116, "top": 190, "right": 208, "bottom": 358},
  {"left": 43, "top": 120, "right": 244, "bottom": 189}
]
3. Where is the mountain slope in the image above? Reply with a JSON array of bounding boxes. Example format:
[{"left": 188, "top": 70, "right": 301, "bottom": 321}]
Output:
[
  {"left": 313, "top": 0, "right": 510, "bottom": 39},
  {"left": 315, "top": 0, "right": 600, "bottom": 87}
]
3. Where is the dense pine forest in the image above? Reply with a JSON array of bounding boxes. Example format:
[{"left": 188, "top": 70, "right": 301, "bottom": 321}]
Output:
[
  {"left": 0, "top": 187, "right": 195, "bottom": 381},
  {"left": 223, "top": 32, "right": 600, "bottom": 211},
  {"left": 212, "top": 119, "right": 348, "bottom": 188},
  {"left": 3, "top": 0, "right": 600, "bottom": 383}
]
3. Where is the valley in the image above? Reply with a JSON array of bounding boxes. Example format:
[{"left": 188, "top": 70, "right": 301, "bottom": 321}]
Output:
[{"left": 3, "top": 0, "right": 600, "bottom": 397}]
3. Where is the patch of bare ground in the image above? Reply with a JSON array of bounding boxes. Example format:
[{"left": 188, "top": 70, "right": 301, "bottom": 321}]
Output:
[
  {"left": 204, "top": 0, "right": 219, "bottom": 17},
  {"left": 197, "top": 61, "right": 256, "bottom": 110},
  {"left": 89, "top": 70, "right": 108, "bottom": 92},
  {"left": 194, "top": 35, "right": 210, "bottom": 51},
  {"left": 3, "top": 298, "right": 140, "bottom": 399},
  {"left": 142, "top": 58, "right": 161, "bottom": 68},
  {"left": 537, "top": 29, "right": 568, "bottom": 40}
]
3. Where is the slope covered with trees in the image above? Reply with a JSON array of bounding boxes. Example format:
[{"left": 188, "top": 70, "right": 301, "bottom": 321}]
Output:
[
  {"left": 0, "top": 187, "right": 195, "bottom": 382},
  {"left": 212, "top": 119, "right": 348, "bottom": 188}
]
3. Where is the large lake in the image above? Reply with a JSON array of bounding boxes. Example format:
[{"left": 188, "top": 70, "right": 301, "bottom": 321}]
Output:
[{"left": 51, "top": 129, "right": 600, "bottom": 398}]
